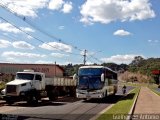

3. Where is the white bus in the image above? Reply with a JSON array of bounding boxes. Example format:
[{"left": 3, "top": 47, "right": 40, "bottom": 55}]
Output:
[{"left": 75, "top": 65, "right": 118, "bottom": 99}]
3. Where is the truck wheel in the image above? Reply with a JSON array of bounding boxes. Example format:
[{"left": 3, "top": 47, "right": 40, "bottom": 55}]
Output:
[
  {"left": 83, "top": 98, "right": 87, "bottom": 101},
  {"left": 48, "top": 91, "right": 53, "bottom": 101},
  {"left": 69, "top": 87, "right": 76, "bottom": 97},
  {"left": 48, "top": 89, "right": 58, "bottom": 101},
  {"left": 6, "top": 100, "right": 14, "bottom": 105},
  {"left": 27, "top": 94, "right": 38, "bottom": 105}
]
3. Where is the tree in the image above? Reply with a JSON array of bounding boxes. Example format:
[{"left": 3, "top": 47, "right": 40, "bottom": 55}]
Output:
[
  {"left": 130, "top": 56, "right": 144, "bottom": 66},
  {"left": 101, "top": 62, "right": 119, "bottom": 71}
]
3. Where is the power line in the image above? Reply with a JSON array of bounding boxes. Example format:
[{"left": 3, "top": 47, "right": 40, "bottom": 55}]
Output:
[
  {"left": 0, "top": 16, "right": 81, "bottom": 56},
  {"left": 0, "top": 33, "right": 83, "bottom": 63},
  {"left": 88, "top": 55, "right": 103, "bottom": 64},
  {"left": 0, "top": 16, "right": 102, "bottom": 65},
  {"left": 0, "top": 32, "right": 38, "bottom": 49},
  {"left": 0, "top": 1, "right": 104, "bottom": 64},
  {"left": 0, "top": 1, "right": 83, "bottom": 52}
]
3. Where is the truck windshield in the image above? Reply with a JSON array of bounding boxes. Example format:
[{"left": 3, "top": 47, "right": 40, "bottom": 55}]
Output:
[
  {"left": 16, "top": 73, "right": 34, "bottom": 80},
  {"left": 77, "top": 76, "right": 103, "bottom": 90},
  {"left": 78, "top": 68, "right": 103, "bottom": 76}
]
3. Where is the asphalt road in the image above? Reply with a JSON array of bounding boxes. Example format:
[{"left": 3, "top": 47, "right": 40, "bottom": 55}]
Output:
[{"left": 0, "top": 86, "right": 134, "bottom": 120}]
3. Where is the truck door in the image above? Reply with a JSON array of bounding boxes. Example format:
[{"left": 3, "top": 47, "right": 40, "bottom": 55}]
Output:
[{"left": 34, "top": 74, "right": 42, "bottom": 90}]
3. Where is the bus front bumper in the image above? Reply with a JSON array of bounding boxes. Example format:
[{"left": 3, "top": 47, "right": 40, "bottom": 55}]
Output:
[{"left": 76, "top": 92, "right": 104, "bottom": 99}]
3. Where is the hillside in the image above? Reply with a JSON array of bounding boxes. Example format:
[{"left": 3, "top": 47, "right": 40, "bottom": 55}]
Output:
[{"left": 128, "top": 57, "right": 160, "bottom": 76}]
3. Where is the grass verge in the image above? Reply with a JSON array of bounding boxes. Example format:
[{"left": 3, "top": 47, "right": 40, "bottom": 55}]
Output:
[
  {"left": 0, "top": 82, "right": 5, "bottom": 99},
  {"left": 0, "top": 82, "right": 5, "bottom": 90},
  {"left": 148, "top": 84, "right": 160, "bottom": 96},
  {"left": 97, "top": 87, "right": 140, "bottom": 120},
  {"left": 151, "top": 89, "right": 160, "bottom": 96}
]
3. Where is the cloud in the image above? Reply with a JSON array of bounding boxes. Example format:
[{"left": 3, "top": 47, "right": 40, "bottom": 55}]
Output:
[
  {"left": 48, "top": 0, "right": 73, "bottom": 13},
  {"left": 39, "top": 42, "right": 72, "bottom": 53},
  {"left": 27, "top": 35, "right": 33, "bottom": 39},
  {"left": 0, "top": 40, "right": 34, "bottom": 49},
  {"left": 1, "top": 0, "right": 73, "bottom": 17},
  {"left": 61, "top": 2, "right": 73, "bottom": 13},
  {"left": 35, "top": 60, "right": 53, "bottom": 64},
  {"left": 101, "top": 54, "right": 145, "bottom": 64},
  {"left": 2, "top": 51, "right": 46, "bottom": 58},
  {"left": 0, "top": 22, "right": 35, "bottom": 34},
  {"left": 0, "top": 22, "right": 20, "bottom": 33},
  {"left": 148, "top": 39, "right": 159, "bottom": 43},
  {"left": 113, "top": 29, "right": 131, "bottom": 36},
  {"left": 35, "top": 60, "right": 80, "bottom": 65},
  {"left": 48, "top": 0, "right": 64, "bottom": 10},
  {"left": 80, "top": 50, "right": 95, "bottom": 56},
  {"left": 3, "top": 33, "right": 8, "bottom": 36},
  {"left": 5, "top": 57, "right": 18, "bottom": 63},
  {"left": 80, "top": 0, "right": 155, "bottom": 25},
  {"left": 12, "top": 41, "right": 35, "bottom": 49},
  {"left": 0, "top": 39, "right": 11, "bottom": 48},
  {"left": 58, "top": 26, "right": 65, "bottom": 30},
  {"left": 2, "top": 0, "right": 48, "bottom": 17},
  {"left": 0, "top": 39, "right": 35, "bottom": 50},
  {"left": 51, "top": 52, "right": 69, "bottom": 58},
  {"left": 20, "top": 27, "right": 35, "bottom": 32}
]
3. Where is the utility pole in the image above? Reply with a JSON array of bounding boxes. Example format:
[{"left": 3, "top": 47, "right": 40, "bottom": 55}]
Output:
[
  {"left": 55, "top": 61, "right": 56, "bottom": 77},
  {"left": 83, "top": 49, "right": 87, "bottom": 65}
]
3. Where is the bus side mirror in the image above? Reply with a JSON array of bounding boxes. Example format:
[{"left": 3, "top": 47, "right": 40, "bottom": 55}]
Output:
[
  {"left": 73, "top": 74, "right": 77, "bottom": 81},
  {"left": 101, "top": 73, "right": 104, "bottom": 82}
]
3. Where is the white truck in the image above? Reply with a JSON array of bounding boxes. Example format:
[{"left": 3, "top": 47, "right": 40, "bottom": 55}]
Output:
[{"left": 1, "top": 70, "right": 76, "bottom": 105}]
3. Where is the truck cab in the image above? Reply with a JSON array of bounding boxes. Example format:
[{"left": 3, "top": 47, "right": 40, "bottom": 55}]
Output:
[
  {"left": 16, "top": 70, "right": 46, "bottom": 90},
  {"left": 3, "top": 70, "right": 46, "bottom": 104}
]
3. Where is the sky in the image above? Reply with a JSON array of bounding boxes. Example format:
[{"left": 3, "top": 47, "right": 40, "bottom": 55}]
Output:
[{"left": 0, "top": 0, "right": 159, "bottom": 65}]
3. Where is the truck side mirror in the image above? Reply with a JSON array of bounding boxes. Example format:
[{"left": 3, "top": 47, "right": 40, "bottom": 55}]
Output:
[
  {"left": 101, "top": 73, "right": 105, "bottom": 82},
  {"left": 73, "top": 74, "right": 77, "bottom": 81}
]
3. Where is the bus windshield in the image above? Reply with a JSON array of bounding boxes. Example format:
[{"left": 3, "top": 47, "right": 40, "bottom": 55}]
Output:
[
  {"left": 78, "top": 76, "right": 103, "bottom": 90},
  {"left": 78, "top": 68, "right": 103, "bottom": 76},
  {"left": 16, "top": 73, "right": 34, "bottom": 80}
]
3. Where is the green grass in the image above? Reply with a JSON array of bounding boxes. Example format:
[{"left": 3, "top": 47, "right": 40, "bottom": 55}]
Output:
[
  {"left": 97, "top": 88, "right": 140, "bottom": 120},
  {"left": 148, "top": 84, "right": 160, "bottom": 96},
  {"left": 151, "top": 89, "right": 160, "bottom": 96},
  {"left": 0, "top": 82, "right": 5, "bottom": 99},
  {"left": 148, "top": 83, "right": 158, "bottom": 89},
  {"left": 0, "top": 82, "right": 5, "bottom": 90}
]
